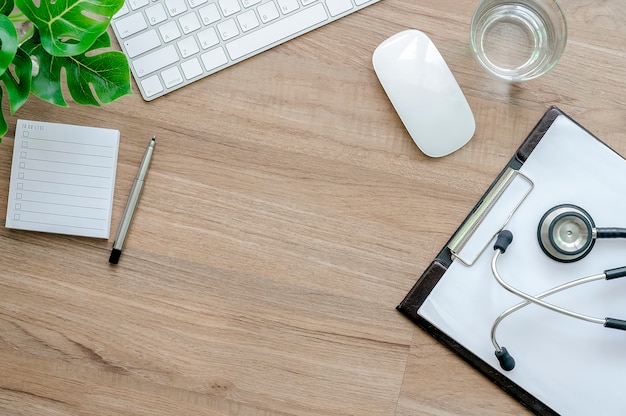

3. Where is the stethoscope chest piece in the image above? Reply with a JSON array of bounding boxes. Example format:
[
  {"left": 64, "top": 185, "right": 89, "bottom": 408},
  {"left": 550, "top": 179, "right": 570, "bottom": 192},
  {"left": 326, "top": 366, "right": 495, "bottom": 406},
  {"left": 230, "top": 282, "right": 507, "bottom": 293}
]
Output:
[{"left": 537, "top": 204, "right": 595, "bottom": 262}]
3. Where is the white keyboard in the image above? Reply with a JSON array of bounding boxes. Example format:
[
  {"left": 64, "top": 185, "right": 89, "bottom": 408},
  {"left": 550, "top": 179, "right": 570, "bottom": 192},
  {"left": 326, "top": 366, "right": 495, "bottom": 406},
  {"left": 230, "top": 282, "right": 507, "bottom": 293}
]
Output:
[{"left": 112, "top": 0, "right": 381, "bottom": 101}]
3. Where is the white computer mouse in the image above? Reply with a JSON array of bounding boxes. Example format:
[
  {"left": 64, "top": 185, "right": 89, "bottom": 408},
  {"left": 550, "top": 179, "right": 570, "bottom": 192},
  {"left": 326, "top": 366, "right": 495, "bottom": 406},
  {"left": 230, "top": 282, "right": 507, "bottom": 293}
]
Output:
[{"left": 373, "top": 30, "right": 475, "bottom": 157}]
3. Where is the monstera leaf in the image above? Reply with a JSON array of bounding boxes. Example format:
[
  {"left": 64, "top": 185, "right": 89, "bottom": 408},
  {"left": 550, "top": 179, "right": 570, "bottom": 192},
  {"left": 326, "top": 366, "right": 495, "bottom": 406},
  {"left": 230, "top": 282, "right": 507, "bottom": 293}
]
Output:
[
  {"left": 0, "top": 14, "right": 21, "bottom": 135},
  {"left": 0, "top": 14, "right": 17, "bottom": 76},
  {"left": 15, "top": 0, "right": 122, "bottom": 57},
  {"left": 0, "top": 0, "right": 13, "bottom": 17},
  {"left": 22, "top": 30, "right": 131, "bottom": 106},
  {"left": 1, "top": 47, "right": 32, "bottom": 110}
]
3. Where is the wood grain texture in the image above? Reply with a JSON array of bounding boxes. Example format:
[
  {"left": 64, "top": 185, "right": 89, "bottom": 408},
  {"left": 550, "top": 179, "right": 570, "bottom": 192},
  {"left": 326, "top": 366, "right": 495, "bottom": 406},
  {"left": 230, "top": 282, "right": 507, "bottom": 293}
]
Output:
[{"left": 1, "top": 1, "right": 625, "bottom": 414}]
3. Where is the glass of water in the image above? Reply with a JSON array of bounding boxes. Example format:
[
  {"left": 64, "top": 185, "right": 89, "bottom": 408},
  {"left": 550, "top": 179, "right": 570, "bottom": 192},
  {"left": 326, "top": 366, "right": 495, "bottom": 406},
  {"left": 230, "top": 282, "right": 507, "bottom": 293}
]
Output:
[{"left": 470, "top": 0, "right": 567, "bottom": 81}]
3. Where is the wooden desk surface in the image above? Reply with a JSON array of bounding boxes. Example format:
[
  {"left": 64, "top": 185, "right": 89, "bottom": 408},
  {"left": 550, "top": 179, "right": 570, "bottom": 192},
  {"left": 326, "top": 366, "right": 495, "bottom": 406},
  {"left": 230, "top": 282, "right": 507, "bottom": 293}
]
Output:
[{"left": 1, "top": 1, "right": 625, "bottom": 414}]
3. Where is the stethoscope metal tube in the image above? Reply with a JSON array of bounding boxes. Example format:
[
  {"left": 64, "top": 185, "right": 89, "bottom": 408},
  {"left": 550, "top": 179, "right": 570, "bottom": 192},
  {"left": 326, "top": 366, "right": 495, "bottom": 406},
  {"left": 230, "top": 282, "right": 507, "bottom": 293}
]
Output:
[
  {"left": 490, "top": 230, "right": 626, "bottom": 371},
  {"left": 490, "top": 272, "right": 606, "bottom": 352},
  {"left": 492, "top": 232, "right": 607, "bottom": 325}
]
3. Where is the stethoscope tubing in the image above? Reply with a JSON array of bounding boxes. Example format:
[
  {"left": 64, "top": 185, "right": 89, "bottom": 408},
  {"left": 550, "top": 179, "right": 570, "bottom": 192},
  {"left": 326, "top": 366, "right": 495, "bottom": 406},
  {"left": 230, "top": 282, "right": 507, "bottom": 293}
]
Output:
[
  {"left": 491, "top": 247, "right": 606, "bottom": 341},
  {"left": 596, "top": 227, "right": 626, "bottom": 239},
  {"left": 490, "top": 252, "right": 606, "bottom": 352},
  {"left": 490, "top": 230, "right": 626, "bottom": 371}
]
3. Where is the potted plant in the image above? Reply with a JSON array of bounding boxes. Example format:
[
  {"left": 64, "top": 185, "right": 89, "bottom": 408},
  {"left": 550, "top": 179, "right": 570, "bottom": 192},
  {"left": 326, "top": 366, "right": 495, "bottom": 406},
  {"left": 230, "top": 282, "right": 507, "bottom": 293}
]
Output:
[{"left": 0, "top": 0, "right": 131, "bottom": 139}]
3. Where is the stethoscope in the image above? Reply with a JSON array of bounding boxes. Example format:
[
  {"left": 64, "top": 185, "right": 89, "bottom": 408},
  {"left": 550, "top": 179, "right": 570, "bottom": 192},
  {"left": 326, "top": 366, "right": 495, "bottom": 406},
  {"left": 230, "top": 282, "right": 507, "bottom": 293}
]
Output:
[{"left": 490, "top": 204, "right": 626, "bottom": 371}]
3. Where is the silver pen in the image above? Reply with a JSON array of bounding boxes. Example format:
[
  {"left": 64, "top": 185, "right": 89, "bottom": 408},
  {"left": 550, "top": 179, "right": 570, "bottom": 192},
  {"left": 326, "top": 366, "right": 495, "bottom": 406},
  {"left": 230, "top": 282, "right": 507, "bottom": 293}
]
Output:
[{"left": 109, "top": 136, "right": 156, "bottom": 264}]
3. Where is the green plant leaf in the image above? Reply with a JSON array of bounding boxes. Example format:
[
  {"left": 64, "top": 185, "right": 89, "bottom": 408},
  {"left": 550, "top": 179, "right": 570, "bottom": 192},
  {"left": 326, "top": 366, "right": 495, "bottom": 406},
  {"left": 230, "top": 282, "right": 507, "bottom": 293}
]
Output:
[
  {"left": 0, "top": 14, "right": 17, "bottom": 76},
  {"left": 0, "top": 0, "right": 14, "bottom": 16},
  {"left": 1, "top": 47, "right": 32, "bottom": 112},
  {"left": 23, "top": 30, "right": 131, "bottom": 106},
  {"left": 0, "top": 47, "right": 31, "bottom": 141},
  {"left": 0, "top": 88, "right": 7, "bottom": 139},
  {"left": 16, "top": 0, "right": 124, "bottom": 57}
]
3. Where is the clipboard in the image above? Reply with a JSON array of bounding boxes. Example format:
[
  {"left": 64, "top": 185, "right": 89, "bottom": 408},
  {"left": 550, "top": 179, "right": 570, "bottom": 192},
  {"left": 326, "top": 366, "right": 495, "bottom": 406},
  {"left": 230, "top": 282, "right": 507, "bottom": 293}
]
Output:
[{"left": 397, "top": 106, "right": 626, "bottom": 416}]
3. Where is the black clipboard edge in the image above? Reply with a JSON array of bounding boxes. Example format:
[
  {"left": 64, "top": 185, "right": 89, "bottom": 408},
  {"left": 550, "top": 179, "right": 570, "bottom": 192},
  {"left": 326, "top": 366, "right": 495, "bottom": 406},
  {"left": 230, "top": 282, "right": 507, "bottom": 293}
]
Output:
[
  {"left": 515, "top": 106, "right": 563, "bottom": 163},
  {"left": 397, "top": 106, "right": 568, "bottom": 416}
]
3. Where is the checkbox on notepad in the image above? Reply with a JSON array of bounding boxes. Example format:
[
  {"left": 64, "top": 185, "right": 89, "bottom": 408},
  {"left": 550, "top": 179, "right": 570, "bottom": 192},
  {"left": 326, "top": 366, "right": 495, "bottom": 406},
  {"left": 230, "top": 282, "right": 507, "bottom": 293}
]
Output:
[
  {"left": 17, "top": 183, "right": 23, "bottom": 189},
  {"left": 15, "top": 203, "right": 21, "bottom": 210},
  {"left": 14, "top": 214, "right": 20, "bottom": 220},
  {"left": 18, "top": 173, "right": 24, "bottom": 179},
  {"left": 20, "top": 152, "right": 26, "bottom": 158},
  {"left": 21, "top": 141, "right": 28, "bottom": 148},
  {"left": 19, "top": 162, "right": 25, "bottom": 168},
  {"left": 16, "top": 193, "right": 22, "bottom": 199}
]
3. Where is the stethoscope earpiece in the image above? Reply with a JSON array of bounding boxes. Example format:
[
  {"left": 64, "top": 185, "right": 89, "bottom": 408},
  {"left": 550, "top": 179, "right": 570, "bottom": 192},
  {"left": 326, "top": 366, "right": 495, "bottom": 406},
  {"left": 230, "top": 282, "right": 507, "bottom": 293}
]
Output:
[{"left": 537, "top": 204, "right": 596, "bottom": 262}]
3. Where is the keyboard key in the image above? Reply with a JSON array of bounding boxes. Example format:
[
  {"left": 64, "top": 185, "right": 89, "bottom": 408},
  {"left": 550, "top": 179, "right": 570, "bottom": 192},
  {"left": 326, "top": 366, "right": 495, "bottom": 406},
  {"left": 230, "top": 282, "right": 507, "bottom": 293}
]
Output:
[
  {"left": 165, "top": 0, "right": 187, "bottom": 16},
  {"left": 326, "top": 0, "right": 352, "bottom": 16},
  {"left": 141, "top": 75, "right": 164, "bottom": 97},
  {"left": 181, "top": 58, "right": 203, "bottom": 79},
  {"left": 226, "top": 3, "right": 328, "bottom": 60},
  {"left": 128, "top": 0, "right": 149, "bottom": 9},
  {"left": 198, "top": 27, "right": 220, "bottom": 49},
  {"left": 277, "top": 0, "right": 299, "bottom": 14},
  {"left": 188, "top": 0, "right": 207, "bottom": 7},
  {"left": 177, "top": 36, "right": 200, "bottom": 57},
  {"left": 179, "top": 12, "right": 202, "bottom": 33},
  {"left": 242, "top": 0, "right": 261, "bottom": 7},
  {"left": 217, "top": 19, "right": 239, "bottom": 41},
  {"left": 219, "top": 0, "right": 241, "bottom": 16},
  {"left": 114, "top": 13, "right": 148, "bottom": 38},
  {"left": 258, "top": 1, "right": 280, "bottom": 23},
  {"left": 237, "top": 10, "right": 260, "bottom": 32},
  {"left": 145, "top": 3, "right": 168, "bottom": 24},
  {"left": 200, "top": 47, "right": 228, "bottom": 71},
  {"left": 159, "top": 21, "right": 182, "bottom": 42},
  {"left": 198, "top": 3, "right": 220, "bottom": 25},
  {"left": 161, "top": 66, "right": 184, "bottom": 88},
  {"left": 133, "top": 45, "right": 179, "bottom": 76},
  {"left": 124, "top": 29, "right": 161, "bottom": 58}
]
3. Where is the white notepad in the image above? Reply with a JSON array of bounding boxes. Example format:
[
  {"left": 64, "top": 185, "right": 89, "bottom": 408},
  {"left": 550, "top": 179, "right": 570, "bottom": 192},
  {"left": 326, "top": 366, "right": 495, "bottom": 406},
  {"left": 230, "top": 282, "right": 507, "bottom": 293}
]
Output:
[{"left": 5, "top": 120, "right": 120, "bottom": 238}]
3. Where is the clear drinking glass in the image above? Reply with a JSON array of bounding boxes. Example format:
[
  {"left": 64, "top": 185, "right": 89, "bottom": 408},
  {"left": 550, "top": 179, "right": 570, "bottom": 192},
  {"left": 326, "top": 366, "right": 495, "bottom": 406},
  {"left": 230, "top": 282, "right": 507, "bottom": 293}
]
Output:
[{"left": 470, "top": 0, "right": 567, "bottom": 81}]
